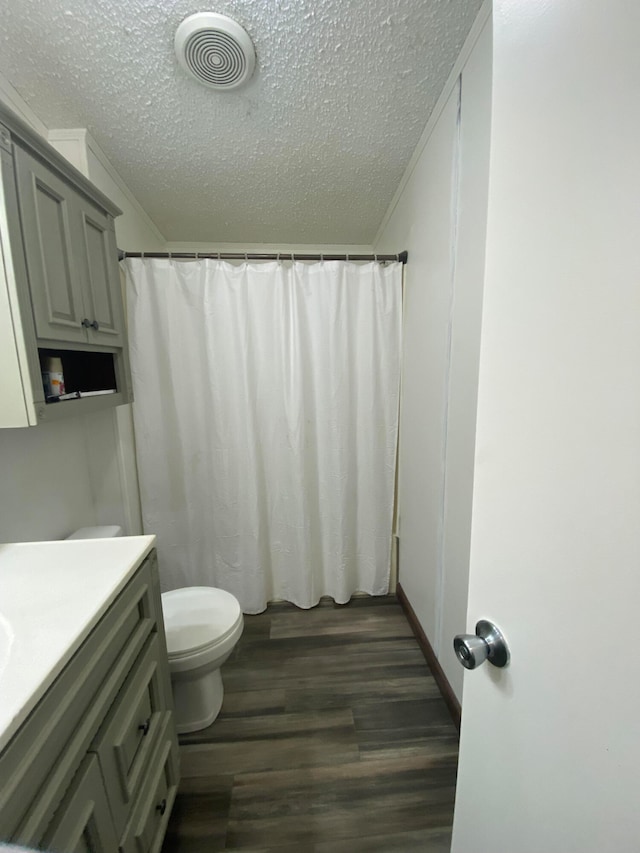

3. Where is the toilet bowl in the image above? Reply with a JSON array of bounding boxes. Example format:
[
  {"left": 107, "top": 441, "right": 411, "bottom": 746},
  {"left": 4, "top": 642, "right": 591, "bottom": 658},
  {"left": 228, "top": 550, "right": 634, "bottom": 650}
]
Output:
[
  {"left": 66, "top": 526, "right": 244, "bottom": 734},
  {"left": 161, "top": 587, "right": 243, "bottom": 733}
]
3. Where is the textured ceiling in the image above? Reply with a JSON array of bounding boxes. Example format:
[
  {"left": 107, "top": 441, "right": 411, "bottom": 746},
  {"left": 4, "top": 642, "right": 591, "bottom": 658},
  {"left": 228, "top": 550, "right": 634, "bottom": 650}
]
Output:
[{"left": 0, "top": 0, "right": 482, "bottom": 244}]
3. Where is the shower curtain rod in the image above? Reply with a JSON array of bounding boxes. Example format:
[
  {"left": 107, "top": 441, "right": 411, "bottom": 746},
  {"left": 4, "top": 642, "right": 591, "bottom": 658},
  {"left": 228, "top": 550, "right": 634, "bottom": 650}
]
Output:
[{"left": 118, "top": 250, "right": 408, "bottom": 264}]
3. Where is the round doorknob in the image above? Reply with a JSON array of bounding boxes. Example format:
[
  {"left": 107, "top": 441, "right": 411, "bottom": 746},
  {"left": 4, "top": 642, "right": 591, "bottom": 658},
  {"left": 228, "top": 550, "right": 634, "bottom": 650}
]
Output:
[{"left": 453, "top": 620, "right": 510, "bottom": 670}]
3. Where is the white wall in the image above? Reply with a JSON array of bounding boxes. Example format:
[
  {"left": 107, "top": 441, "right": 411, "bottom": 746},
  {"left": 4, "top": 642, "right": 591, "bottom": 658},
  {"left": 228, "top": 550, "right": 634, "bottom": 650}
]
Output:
[
  {"left": 439, "top": 19, "right": 492, "bottom": 698},
  {"left": 0, "top": 420, "right": 98, "bottom": 542},
  {"left": 375, "top": 6, "right": 492, "bottom": 700},
  {"left": 47, "top": 129, "right": 164, "bottom": 252},
  {"left": 376, "top": 83, "right": 460, "bottom": 651},
  {"left": 164, "top": 241, "right": 373, "bottom": 254}
]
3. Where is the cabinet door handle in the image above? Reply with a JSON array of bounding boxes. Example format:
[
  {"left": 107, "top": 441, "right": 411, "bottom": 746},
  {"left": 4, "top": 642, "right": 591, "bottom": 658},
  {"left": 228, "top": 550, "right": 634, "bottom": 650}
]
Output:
[
  {"left": 156, "top": 798, "right": 167, "bottom": 816},
  {"left": 81, "top": 318, "right": 92, "bottom": 328},
  {"left": 90, "top": 319, "right": 100, "bottom": 331},
  {"left": 138, "top": 718, "right": 151, "bottom": 736}
]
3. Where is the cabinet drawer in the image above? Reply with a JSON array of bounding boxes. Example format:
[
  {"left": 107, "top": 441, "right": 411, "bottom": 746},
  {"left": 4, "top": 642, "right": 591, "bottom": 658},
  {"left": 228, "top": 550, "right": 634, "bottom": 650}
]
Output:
[
  {"left": 39, "top": 754, "right": 118, "bottom": 853},
  {"left": 1, "top": 559, "right": 157, "bottom": 843},
  {"left": 92, "top": 633, "right": 170, "bottom": 834},
  {"left": 120, "top": 716, "right": 179, "bottom": 853}
]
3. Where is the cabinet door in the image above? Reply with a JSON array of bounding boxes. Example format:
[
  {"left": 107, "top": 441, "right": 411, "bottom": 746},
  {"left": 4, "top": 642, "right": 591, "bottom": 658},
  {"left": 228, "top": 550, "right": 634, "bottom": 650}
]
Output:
[
  {"left": 41, "top": 754, "right": 118, "bottom": 853},
  {"left": 13, "top": 145, "right": 87, "bottom": 344},
  {"left": 75, "top": 195, "right": 124, "bottom": 346},
  {"left": 93, "top": 635, "right": 170, "bottom": 835},
  {"left": 120, "top": 727, "right": 179, "bottom": 853}
]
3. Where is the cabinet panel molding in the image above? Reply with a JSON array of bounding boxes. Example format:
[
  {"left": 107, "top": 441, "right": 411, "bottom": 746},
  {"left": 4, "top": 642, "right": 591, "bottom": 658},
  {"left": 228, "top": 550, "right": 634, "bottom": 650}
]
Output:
[
  {"left": 77, "top": 197, "right": 124, "bottom": 346},
  {"left": 14, "top": 144, "right": 87, "bottom": 344},
  {"left": 41, "top": 755, "right": 119, "bottom": 853}
]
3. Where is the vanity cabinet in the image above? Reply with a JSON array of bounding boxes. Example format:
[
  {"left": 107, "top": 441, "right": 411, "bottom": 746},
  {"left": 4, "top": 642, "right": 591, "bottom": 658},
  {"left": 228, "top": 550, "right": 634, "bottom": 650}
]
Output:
[
  {"left": 0, "top": 100, "right": 132, "bottom": 428},
  {"left": 0, "top": 550, "right": 179, "bottom": 853}
]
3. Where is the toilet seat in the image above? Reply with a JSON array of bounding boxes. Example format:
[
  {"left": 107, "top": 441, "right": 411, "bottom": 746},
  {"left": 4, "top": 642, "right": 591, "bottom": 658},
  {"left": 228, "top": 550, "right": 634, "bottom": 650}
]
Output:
[{"left": 162, "top": 586, "right": 242, "bottom": 662}]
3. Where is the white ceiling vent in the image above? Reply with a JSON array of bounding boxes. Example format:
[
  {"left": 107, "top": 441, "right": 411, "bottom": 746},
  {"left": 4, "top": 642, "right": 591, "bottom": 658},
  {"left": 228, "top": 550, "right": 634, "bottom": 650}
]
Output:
[{"left": 174, "top": 12, "right": 256, "bottom": 91}]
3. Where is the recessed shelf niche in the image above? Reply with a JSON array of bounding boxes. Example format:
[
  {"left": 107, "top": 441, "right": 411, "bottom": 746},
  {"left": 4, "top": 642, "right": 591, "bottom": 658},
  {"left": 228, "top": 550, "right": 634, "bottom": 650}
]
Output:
[{"left": 38, "top": 348, "right": 118, "bottom": 403}]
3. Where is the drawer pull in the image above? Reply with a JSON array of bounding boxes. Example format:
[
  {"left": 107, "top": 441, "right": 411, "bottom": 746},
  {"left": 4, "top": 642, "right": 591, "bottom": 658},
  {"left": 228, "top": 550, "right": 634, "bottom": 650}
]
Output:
[
  {"left": 156, "top": 798, "right": 167, "bottom": 816},
  {"left": 138, "top": 718, "right": 151, "bottom": 736}
]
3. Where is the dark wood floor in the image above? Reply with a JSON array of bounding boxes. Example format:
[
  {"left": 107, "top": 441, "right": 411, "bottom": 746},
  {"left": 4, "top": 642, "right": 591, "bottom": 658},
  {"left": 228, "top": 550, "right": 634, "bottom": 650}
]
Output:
[{"left": 162, "top": 596, "right": 459, "bottom": 852}]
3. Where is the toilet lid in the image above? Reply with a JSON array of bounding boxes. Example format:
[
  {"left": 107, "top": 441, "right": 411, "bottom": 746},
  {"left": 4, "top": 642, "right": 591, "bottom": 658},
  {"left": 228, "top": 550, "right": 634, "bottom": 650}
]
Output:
[{"left": 161, "top": 586, "right": 242, "bottom": 656}]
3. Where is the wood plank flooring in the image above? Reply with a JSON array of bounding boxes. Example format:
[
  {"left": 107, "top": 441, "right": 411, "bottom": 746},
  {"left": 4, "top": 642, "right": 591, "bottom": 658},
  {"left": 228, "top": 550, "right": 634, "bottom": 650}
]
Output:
[{"left": 162, "top": 596, "right": 459, "bottom": 852}]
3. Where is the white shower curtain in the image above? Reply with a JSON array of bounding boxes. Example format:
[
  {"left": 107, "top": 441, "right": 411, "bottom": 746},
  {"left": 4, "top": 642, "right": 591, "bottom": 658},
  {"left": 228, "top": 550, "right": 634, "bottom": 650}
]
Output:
[{"left": 124, "top": 258, "right": 402, "bottom": 613}]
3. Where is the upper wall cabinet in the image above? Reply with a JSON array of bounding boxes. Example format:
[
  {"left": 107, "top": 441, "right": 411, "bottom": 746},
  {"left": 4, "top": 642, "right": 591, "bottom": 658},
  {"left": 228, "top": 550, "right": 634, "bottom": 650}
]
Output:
[
  {"left": 14, "top": 146, "right": 124, "bottom": 348},
  {"left": 0, "top": 103, "right": 132, "bottom": 428}
]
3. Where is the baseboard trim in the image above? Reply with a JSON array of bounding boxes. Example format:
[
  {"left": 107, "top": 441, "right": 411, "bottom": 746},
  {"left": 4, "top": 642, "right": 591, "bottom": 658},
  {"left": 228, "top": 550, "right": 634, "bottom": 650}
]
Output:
[{"left": 396, "top": 582, "right": 461, "bottom": 732}]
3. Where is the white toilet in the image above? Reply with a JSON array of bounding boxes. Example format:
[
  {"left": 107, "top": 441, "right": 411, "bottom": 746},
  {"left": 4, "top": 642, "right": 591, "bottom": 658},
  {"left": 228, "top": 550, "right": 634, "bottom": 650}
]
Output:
[
  {"left": 161, "top": 586, "right": 243, "bottom": 733},
  {"left": 66, "top": 526, "right": 244, "bottom": 734}
]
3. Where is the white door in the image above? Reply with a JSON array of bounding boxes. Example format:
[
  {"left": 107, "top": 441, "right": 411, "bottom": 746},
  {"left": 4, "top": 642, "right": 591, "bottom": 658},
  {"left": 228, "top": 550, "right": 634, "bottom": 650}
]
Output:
[{"left": 451, "top": 2, "right": 640, "bottom": 851}]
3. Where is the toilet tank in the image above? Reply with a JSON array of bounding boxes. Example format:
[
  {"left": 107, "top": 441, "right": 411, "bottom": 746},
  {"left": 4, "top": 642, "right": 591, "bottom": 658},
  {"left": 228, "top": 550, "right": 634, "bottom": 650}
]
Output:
[{"left": 66, "top": 525, "right": 124, "bottom": 539}]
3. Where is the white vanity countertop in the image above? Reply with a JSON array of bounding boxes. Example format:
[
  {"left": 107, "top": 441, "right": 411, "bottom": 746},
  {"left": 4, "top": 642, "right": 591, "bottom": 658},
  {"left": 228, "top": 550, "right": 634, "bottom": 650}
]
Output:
[{"left": 0, "top": 535, "right": 156, "bottom": 752}]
